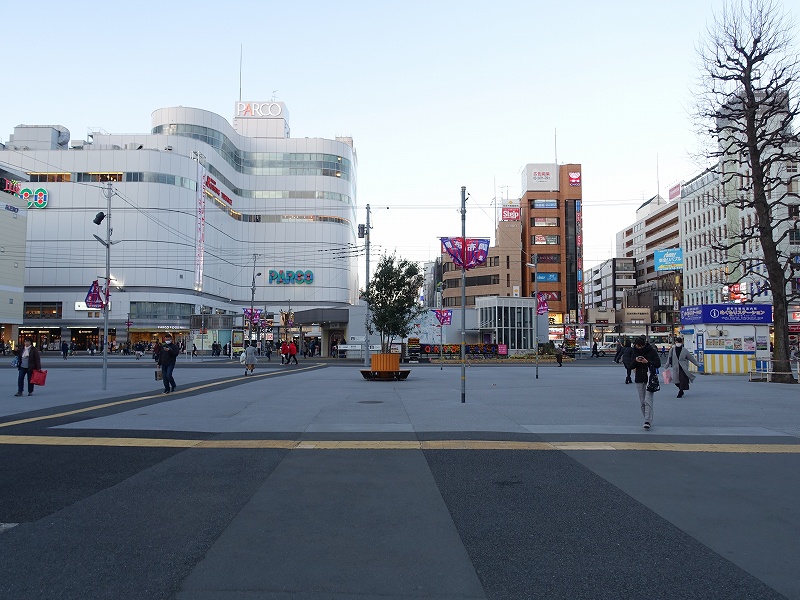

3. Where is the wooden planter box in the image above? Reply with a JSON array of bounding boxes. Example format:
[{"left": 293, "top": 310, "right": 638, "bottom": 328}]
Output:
[
  {"left": 360, "top": 352, "right": 410, "bottom": 381},
  {"left": 371, "top": 353, "right": 400, "bottom": 371}
]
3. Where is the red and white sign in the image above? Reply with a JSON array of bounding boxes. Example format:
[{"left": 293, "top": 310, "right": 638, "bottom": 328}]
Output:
[
  {"left": 669, "top": 182, "right": 682, "bottom": 201},
  {"left": 568, "top": 172, "right": 581, "bottom": 186},
  {"left": 501, "top": 200, "right": 520, "bottom": 221}
]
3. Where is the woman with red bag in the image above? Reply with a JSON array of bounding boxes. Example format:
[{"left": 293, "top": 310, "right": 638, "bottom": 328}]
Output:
[{"left": 14, "top": 337, "right": 42, "bottom": 397}]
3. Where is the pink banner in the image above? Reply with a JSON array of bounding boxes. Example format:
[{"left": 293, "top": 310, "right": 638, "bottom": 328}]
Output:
[{"left": 536, "top": 292, "right": 549, "bottom": 315}]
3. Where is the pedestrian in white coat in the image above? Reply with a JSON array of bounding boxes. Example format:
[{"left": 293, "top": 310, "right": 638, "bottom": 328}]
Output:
[{"left": 666, "top": 337, "right": 699, "bottom": 398}]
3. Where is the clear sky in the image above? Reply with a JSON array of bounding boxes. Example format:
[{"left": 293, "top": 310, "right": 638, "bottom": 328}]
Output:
[{"left": 5, "top": 0, "right": 793, "bottom": 275}]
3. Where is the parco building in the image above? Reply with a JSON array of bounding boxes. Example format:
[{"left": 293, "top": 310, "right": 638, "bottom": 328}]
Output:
[{"left": 0, "top": 102, "right": 359, "bottom": 351}]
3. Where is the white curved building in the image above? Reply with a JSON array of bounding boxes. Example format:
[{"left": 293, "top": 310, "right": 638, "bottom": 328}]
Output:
[{"left": 0, "top": 102, "right": 358, "bottom": 350}]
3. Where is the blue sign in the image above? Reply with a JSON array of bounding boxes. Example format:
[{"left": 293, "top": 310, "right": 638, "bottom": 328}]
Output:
[
  {"left": 680, "top": 304, "right": 772, "bottom": 325},
  {"left": 654, "top": 248, "right": 683, "bottom": 271},
  {"left": 536, "top": 272, "right": 559, "bottom": 282}
]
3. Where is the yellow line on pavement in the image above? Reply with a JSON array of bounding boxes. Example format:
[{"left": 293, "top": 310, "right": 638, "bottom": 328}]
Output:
[
  {"left": 0, "top": 364, "right": 324, "bottom": 429},
  {"left": 0, "top": 435, "right": 798, "bottom": 453}
]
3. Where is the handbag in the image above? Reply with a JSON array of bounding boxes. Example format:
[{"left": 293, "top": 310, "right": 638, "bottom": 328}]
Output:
[
  {"left": 239, "top": 352, "right": 246, "bottom": 364},
  {"left": 30, "top": 369, "right": 47, "bottom": 386},
  {"left": 155, "top": 369, "right": 163, "bottom": 381},
  {"left": 10, "top": 356, "right": 19, "bottom": 368},
  {"left": 646, "top": 373, "right": 660, "bottom": 393},
  {"left": 662, "top": 368, "right": 673, "bottom": 385}
]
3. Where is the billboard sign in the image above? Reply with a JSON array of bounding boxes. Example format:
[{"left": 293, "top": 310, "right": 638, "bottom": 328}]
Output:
[
  {"left": 680, "top": 304, "right": 772, "bottom": 325},
  {"left": 501, "top": 200, "right": 520, "bottom": 221},
  {"left": 521, "top": 163, "right": 559, "bottom": 193},
  {"left": 654, "top": 248, "right": 684, "bottom": 271}
]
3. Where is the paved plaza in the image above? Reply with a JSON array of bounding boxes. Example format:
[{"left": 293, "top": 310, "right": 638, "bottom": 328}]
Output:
[{"left": 0, "top": 356, "right": 798, "bottom": 599}]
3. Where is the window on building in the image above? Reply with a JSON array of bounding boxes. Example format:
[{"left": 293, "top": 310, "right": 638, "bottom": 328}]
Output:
[
  {"left": 129, "top": 302, "right": 194, "bottom": 319},
  {"left": 532, "top": 199, "right": 558, "bottom": 209},
  {"left": 790, "top": 230, "right": 800, "bottom": 245},
  {"left": 24, "top": 302, "right": 62, "bottom": 319},
  {"left": 789, "top": 205, "right": 800, "bottom": 219},
  {"left": 28, "top": 173, "right": 72, "bottom": 182},
  {"left": 532, "top": 217, "right": 559, "bottom": 227}
]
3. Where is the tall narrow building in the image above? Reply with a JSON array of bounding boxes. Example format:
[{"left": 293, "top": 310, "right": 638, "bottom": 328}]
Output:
[{"left": 520, "top": 163, "right": 583, "bottom": 327}]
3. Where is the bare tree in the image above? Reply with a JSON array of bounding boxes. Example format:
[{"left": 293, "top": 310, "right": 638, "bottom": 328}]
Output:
[{"left": 694, "top": 0, "right": 800, "bottom": 382}]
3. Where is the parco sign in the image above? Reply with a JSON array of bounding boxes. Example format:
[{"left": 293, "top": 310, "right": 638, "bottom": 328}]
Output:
[{"left": 235, "top": 102, "right": 282, "bottom": 118}]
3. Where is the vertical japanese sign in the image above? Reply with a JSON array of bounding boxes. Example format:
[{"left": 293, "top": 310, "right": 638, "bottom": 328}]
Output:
[{"left": 195, "top": 161, "right": 206, "bottom": 291}]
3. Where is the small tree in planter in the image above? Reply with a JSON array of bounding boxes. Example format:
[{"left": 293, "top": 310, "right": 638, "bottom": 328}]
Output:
[{"left": 362, "top": 253, "right": 425, "bottom": 361}]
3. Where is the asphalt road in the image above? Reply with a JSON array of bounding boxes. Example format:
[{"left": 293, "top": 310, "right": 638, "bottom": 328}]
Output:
[{"left": 0, "top": 359, "right": 797, "bottom": 599}]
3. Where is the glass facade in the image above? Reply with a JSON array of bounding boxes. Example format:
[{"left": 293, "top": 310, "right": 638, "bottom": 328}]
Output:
[
  {"left": 152, "top": 124, "right": 354, "bottom": 182},
  {"left": 129, "top": 302, "right": 194, "bottom": 320}
]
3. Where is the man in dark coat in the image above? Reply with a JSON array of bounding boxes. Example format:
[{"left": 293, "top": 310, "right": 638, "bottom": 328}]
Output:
[
  {"left": 623, "top": 336, "right": 661, "bottom": 429},
  {"left": 158, "top": 334, "right": 179, "bottom": 393},
  {"left": 613, "top": 340, "right": 624, "bottom": 363},
  {"left": 621, "top": 340, "right": 634, "bottom": 384}
]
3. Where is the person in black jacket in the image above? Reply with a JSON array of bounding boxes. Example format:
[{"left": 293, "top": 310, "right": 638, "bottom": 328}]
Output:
[
  {"left": 621, "top": 340, "right": 633, "bottom": 384},
  {"left": 158, "top": 334, "right": 179, "bottom": 393},
  {"left": 623, "top": 335, "right": 661, "bottom": 429}
]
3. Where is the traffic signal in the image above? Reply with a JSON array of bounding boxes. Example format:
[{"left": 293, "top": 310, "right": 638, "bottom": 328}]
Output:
[{"left": 358, "top": 224, "right": 366, "bottom": 238}]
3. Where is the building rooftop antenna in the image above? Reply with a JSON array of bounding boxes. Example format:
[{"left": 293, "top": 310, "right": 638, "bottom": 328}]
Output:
[{"left": 271, "top": 90, "right": 278, "bottom": 102}]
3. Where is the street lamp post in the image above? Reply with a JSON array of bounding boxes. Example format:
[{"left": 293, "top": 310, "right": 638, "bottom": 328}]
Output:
[
  {"left": 249, "top": 263, "right": 262, "bottom": 344},
  {"left": 526, "top": 256, "right": 540, "bottom": 380}
]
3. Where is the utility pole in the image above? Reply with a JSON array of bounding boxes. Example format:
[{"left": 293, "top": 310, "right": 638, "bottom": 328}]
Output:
[
  {"left": 460, "top": 186, "right": 467, "bottom": 403},
  {"left": 249, "top": 254, "right": 261, "bottom": 344},
  {"left": 527, "top": 256, "right": 540, "bottom": 380},
  {"left": 92, "top": 182, "right": 115, "bottom": 390},
  {"left": 362, "top": 204, "right": 371, "bottom": 367}
]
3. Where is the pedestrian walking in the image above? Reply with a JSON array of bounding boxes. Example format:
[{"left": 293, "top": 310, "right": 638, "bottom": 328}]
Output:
[
  {"left": 89, "top": 341, "right": 96, "bottom": 356},
  {"left": 621, "top": 340, "right": 633, "bottom": 384},
  {"left": 613, "top": 340, "right": 623, "bottom": 363},
  {"left": 555, "top": 345, "right": 563, "bottom": 367},
  {"left": 623, "top": 336, "right": 661, "bottom": 429},
  {"left": 14, "top": 337, "right": 42, "bottom": 397},
  {"left": 192, "top": 344, "right": 198, "bottom": 357},
  {"left": 666, "top": 336, "right": 699, "bottom": 398},
  {"left": 157, "top": 334, "right": 179, "bottom": 394},
  {"left": 281, "top": 340, "right": 289, "bottom": 364},
  {"left": 264, "top": 343, "right": 272, "bottom": 361},
  {"left": 244, "top": 340, "right": 258, "bottom": 375},
  {"left": 61, "top": 340, "right": 69, "bottom": 360},
  {"left": 591, "top": 341, "right": 599, "bottom": 358},
  {"left": 288, "top": 340, "right": 299, "bottom": 364}
]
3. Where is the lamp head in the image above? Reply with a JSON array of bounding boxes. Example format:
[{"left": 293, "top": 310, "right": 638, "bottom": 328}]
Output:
[{"left": 93, "top": 212, "right": 106, "bottom": 225}]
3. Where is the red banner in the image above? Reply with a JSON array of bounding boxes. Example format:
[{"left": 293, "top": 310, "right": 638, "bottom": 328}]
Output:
[
  {"left": 440, "top": 237, "right": 490, "bottom": 270},
  {"left": 433, "top": 309, "right": 452, "bottom": 325},
  {"left": 85, "top": 280, "right": 105, "bottom": 309}
]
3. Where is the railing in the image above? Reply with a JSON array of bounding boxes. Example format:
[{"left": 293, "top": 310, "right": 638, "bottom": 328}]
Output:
[{"left": 747, "top": 357, "right": 797, "bottom": 382}]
